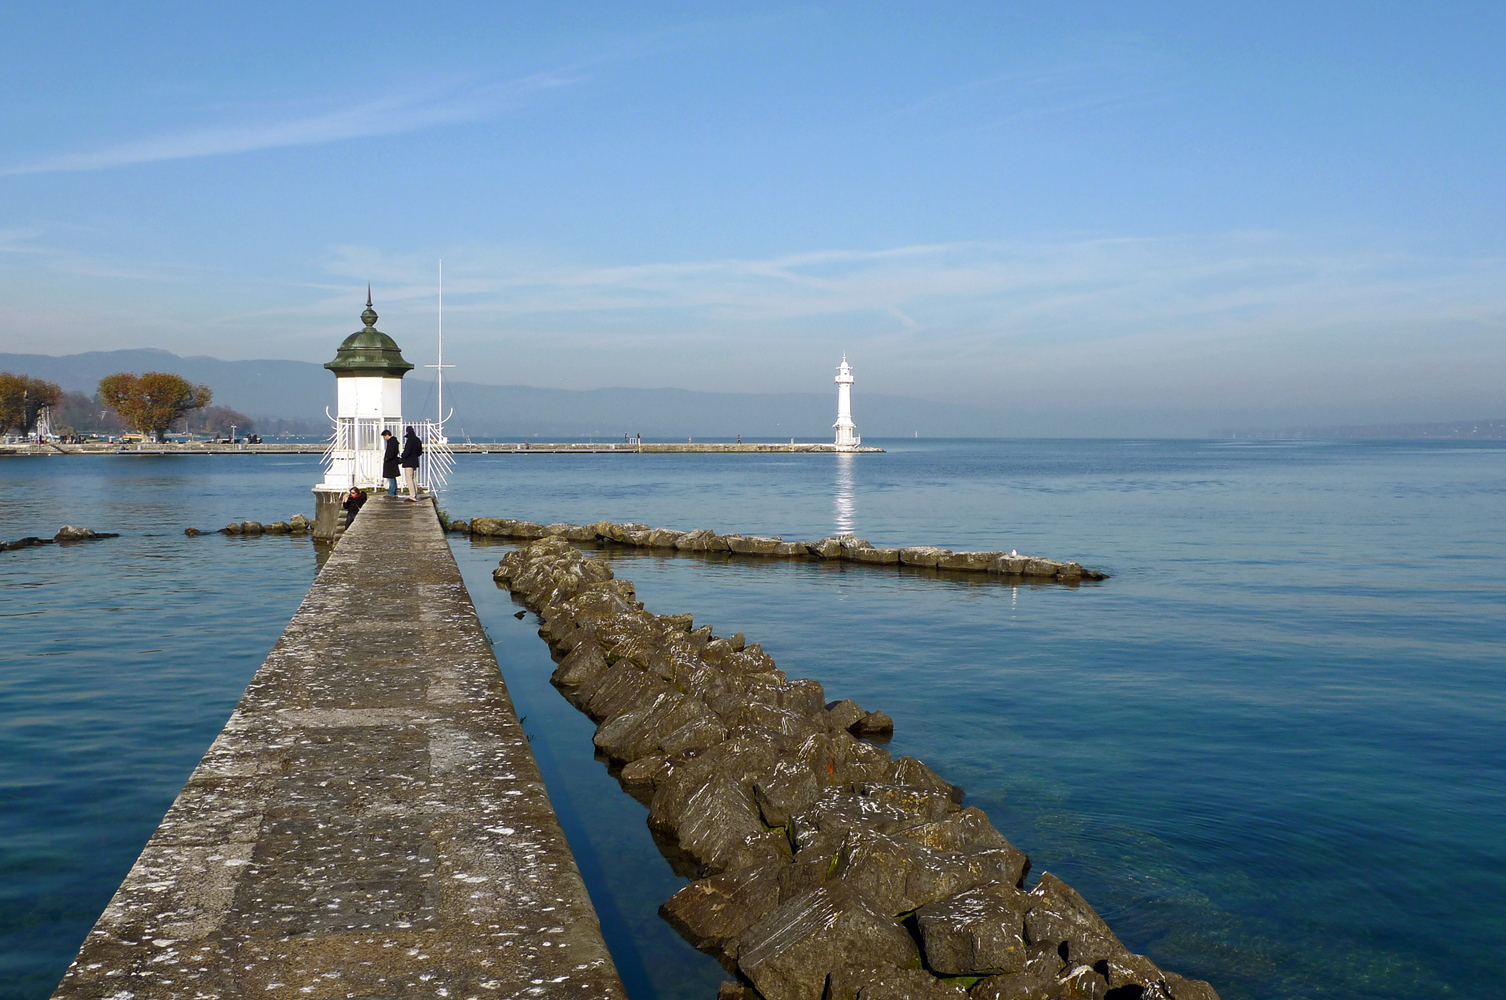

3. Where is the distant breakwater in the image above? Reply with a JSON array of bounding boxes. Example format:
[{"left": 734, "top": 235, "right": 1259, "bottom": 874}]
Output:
[
  {"left": 493, "top": 536, "right": 1214, "bottom": 1000},
  {"left": 2, "top": 440, "right": 883, "bottom": 456},
  {"left": 458, "top": 517, "right": 1107, "bottom": 586}
]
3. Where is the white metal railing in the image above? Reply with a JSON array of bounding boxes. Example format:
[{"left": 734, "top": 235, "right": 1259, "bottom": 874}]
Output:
[{"left": 321, "top": 416, "right": 452, "bottom": 495}]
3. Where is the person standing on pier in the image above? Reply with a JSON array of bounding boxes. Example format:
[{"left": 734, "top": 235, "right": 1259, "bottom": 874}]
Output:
[
  {"left": 400, "top": 426, "right": 424, "bottom": 501},
  {"left": 380, "top": 429, "right": 400, "bottom": 497}
]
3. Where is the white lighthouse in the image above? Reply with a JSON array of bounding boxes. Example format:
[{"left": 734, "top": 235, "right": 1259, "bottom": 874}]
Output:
[
  {"left": 833, "top": 354, "right": 860, "bottom": 450},
  {"left": 312, "top": 289, "right": 414, "bottom": 537}
]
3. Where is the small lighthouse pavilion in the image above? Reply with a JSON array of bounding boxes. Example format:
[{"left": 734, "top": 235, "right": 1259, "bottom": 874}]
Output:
[
  {"left": 834, "top": 354, "right": 860, "bottom": 450},
  {"left": 311, "top": 292, "right": 413, "bottom": 537}
]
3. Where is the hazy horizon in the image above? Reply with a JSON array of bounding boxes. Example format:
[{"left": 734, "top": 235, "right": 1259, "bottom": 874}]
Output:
[{"left": 2, "top": 4, "right": 1503, "bottom": 436}]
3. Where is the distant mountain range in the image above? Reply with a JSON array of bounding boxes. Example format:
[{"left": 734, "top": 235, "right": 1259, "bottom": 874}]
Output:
[{"left": 0, "top": 348, "right": 1015, "bottom": 439}]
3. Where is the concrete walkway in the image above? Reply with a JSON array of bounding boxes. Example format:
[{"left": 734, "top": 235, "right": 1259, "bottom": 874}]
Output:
[{"left": 53, "top": 498, "right": 627, "bottom": 1000}]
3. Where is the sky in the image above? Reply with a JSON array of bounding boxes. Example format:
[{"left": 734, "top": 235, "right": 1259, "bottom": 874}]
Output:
[{"left": 1, "top": 2, "right": 1503, "bottom": 435}]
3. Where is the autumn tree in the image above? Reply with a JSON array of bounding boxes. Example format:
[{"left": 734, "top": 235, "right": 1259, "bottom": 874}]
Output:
[
  {"left": 0, "top": 372, "right": 64, "bottom": 436},
  {"left": 97, "top": 372, "right": 212, "bottom": 441}
]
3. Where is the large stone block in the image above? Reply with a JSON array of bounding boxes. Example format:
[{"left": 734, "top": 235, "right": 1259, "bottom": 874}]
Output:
[
  {"left": 846, "top": 547, "right": 900, "bottom": 565},
  {"left": 1021, "top": 872, "right": 1125, "bottom": 967},
  {"left": 914, "top": 884, "right": 1029, "bottom": 975},
  {"left": 898, "top": 546, "right": 950, "bottom": 568},
  {"left": 830, "top": 827, "right": 1027, "bottom": 915},
  {"left": 1022, "top": 558, "right": 1060, "bottom": 578},
  {"left": 594, "top": 690, "right": 716, "bottom": 763},
  {"left": 825, "top": 965, "right": 968, "bottom": 1000},
  {"left": 737, "top": 882, "right": 920, "bottom": 1000},
  {"left": 970, "top": 942, "right": 1066, "bottom": 1000},
  {"left": 646, "top": 527, "right": 687, "bottom": 548},
  {"left": 936, "top": 551, "right": 997, "bottom": 572},
  {"left": 582, "top": 662, "right": 670, "bottom": 723},
  {"left": 551, "top": 639, "right": 610, "bottom": 694},
  {"left": 660, "top": 859, "right": 790, "bottom": 966},
  {"left": 676, "top": 528, "right": 725, "bottom": 551},
  {"left": 754, "top": 759, "right": 821, "bottom": 827},
  {"left": 806, "top": 537, "right": 843, "bottom": 559},
  {"left": 726, "top": 534, "right": 785, "bottom": 555},
  {"left": 824, "top": 698, "right": 867, "bottom": 732},
  {"left": 890, "top": 807, "right": 1014, "bottom": 856}
]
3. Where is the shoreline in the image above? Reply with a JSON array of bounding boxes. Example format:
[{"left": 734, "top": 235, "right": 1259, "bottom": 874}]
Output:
[{"left": 0, "top": 440, "right": 885, "bottom": 456}]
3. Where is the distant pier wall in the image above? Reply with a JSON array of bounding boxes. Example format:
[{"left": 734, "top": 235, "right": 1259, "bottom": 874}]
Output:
[{"left": 5, "top": 441, "right": 884, "bottom": 456}]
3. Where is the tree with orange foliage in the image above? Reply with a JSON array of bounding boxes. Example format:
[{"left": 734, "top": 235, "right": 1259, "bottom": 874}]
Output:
[
  {"left": 0, "top": 372, "right": 63, "bottom": 436},
  {"left": 97, "top": 372, "right": 212, "bottom": 442}
]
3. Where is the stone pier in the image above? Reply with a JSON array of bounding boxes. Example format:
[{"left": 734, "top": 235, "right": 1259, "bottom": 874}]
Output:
[{"left": 52, "top": 498, "right": 626, "bottom": 999}]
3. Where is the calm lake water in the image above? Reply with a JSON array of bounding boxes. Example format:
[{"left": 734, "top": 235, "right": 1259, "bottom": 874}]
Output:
[{"left": 2, "top": 441, "right": 1503, "bottom": 1000}]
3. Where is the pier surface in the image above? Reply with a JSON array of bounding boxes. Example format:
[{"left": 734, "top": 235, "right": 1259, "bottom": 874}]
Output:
[{"left": 52, "top": 499, "right": 626, "bottom": 999}]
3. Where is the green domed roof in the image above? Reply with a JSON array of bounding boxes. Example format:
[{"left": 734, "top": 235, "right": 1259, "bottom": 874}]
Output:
[{"left": 324, "top": 290, "right": 415, "bottom": 378}]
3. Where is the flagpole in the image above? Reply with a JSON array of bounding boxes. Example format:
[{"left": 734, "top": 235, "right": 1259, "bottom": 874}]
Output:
[{"left": 425, "top": 259, "right": 454, "bottom": 436}]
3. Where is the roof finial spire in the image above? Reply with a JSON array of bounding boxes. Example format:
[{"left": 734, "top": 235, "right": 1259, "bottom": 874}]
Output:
[{"left": 360, "top": 286, "right": 378, "bottom": 330}]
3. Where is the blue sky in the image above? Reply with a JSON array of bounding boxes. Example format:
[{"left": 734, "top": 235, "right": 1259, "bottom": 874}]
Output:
[{"left": 2, "top": 2, "right": 1503, "bottom": 433}]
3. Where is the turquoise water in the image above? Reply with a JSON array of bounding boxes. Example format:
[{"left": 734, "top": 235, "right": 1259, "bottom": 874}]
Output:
[{"left": 2, "top": 442, "right": 1503, "bottom": 1000}]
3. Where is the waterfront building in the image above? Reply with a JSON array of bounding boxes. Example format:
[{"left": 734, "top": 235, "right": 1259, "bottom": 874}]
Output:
[{"left": 834, "top": 354, "right": 860, "bottom": 450}]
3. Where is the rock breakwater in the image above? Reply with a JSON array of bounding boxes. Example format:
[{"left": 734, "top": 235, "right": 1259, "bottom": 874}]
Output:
[
  {"left": 183, "top": 513, "right": 312, "bottom": 537},
  {"left": 467, "top": 517, "right": 1107, "bottom": 586},
  {"left": 494, "top": 537, "right": 1213, "bottom": 1000},
  {"left": 1, "top": 526, "right": 118, "bottom": 552}
]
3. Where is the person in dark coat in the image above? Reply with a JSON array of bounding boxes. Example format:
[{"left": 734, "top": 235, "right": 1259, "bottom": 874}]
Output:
[
  {"left": 400, "top": 426, "right": 424, "bottom": 501},
  {"left": 380, "top": 429, "right": 400, "bottom": 497},
  {"left": 341, "top": 486, "right": 367, "bottom": 530}
]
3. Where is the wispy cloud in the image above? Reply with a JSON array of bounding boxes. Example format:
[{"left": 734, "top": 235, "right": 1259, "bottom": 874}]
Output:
[
  {"left": 0, "top": 69, "right": 580, "bottom": 177},
  {"left": 879, "top": 35, "right": 1176, "bottom": 135},
  {"left": 0, "top": 227, "right": 47, "bottom": 252},
  {"left": 319, "top": 234, "right": 1506, "bottom": 345}
]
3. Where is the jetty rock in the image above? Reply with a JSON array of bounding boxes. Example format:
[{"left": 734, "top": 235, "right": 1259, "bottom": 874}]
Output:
[
  {"left": 492, "top": 537, "right": 1214, "bottom": 1000},
  {"left": 2, "top": 536, "right": 54, "bottom": 551},
  {"left": 464, "top": 514, "right": 1108, "bottom": 584},
  {"left": 55, "top": 526, "right": 117, "bottom": 542}
]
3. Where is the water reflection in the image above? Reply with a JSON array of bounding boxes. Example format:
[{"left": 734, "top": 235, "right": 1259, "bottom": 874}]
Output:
[{"left": 834, "top": 452, "right": 855, "bottom": 534}]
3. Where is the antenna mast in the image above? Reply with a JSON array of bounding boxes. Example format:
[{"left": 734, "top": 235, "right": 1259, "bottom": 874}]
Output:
[{"left": 425, "top": 258, "right": 455, "bottom": 433}]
